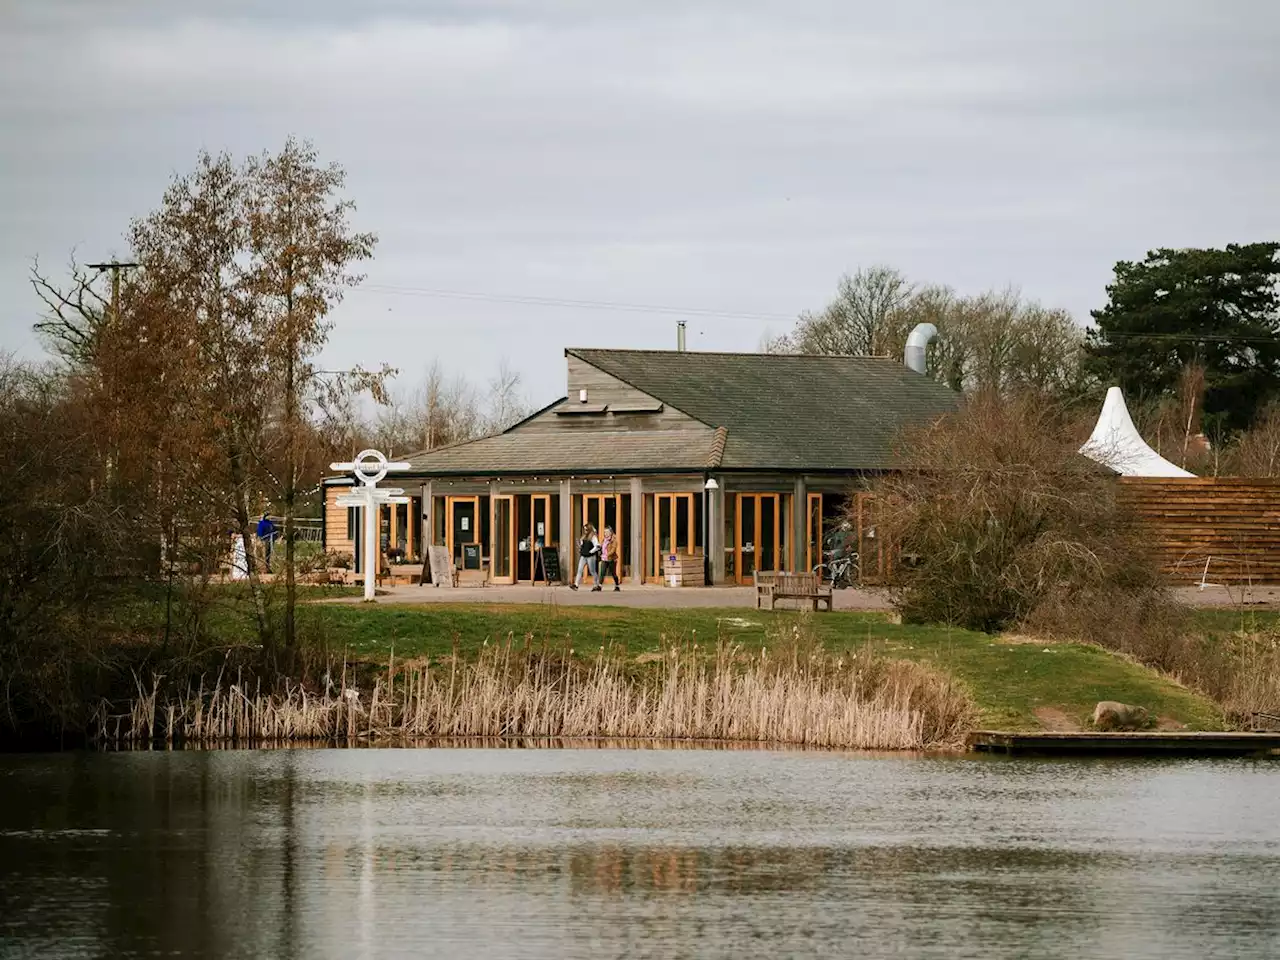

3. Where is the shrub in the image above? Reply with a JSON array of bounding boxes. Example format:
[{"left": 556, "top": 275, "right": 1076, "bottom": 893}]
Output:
[
  {"left": 322, "top": 550, "right": 353, "bottom": 570},
  {"left": 869, "top": 390, "right": 1168, "bottom": 633}
]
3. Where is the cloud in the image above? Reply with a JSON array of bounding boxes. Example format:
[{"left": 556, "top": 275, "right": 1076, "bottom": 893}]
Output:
[
  {"left": 81, "top": 18, "right": 524, "bottom": 107},
  {"left": 2, "top": 0, "right": 1278, "bottom": 399}
]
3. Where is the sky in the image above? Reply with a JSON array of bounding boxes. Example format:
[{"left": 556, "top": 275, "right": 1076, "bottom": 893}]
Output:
[{"left": 2, "top": 0, "right": 1278, "bottom": 405}]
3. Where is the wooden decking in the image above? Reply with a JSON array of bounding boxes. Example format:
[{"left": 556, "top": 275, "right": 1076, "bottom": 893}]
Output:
[{"left": 969, "top": 730, "right": 1280, "bottom": 758}]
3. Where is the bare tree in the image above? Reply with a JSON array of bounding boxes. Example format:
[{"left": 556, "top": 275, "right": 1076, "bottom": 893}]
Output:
[
  {"left": 1223, "top": 400, "right": 1280, "bottom": 477},
  {"left": 30, "top": 255, "right": 111, "bottom": 368},
  {"left": 778, "top": 266, "right": 1085, "bottom": 398},
  {"left": 366, "top": 359, "right": 532, "bottom": 457},
  {"left": 871, "top": 389, "right": 1167, "bottom": 633},
  {"left": 484, "top": 358, "right": 530, "bottom": 434},
  {"left": 769, "top": 266, "right": 914, "bottom": 355}
]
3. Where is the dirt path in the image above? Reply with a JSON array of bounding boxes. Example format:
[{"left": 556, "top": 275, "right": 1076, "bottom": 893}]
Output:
[
  {"left": 322, "top": 581, "right": 1280, "bottom": 612},
  {"left": 1172, "top": 584, "right": 1280, "bottom": 608}
]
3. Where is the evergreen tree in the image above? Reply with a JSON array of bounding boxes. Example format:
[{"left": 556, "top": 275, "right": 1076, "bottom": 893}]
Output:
[{"left": 1086, "top": 243, "right": 1280, "bottom": 434}]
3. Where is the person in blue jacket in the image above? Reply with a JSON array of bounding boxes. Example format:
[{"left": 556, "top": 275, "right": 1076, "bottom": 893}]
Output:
[{"left": 256, "top": 513, "right": 276, "bottom": 571}]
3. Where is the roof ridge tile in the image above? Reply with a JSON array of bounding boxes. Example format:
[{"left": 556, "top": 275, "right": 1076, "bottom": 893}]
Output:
[{"left": 707, "top": 426, "right": 728, "bottom": 469}]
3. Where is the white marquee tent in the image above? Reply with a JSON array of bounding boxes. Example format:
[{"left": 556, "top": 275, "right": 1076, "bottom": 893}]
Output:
[{"left": 1079, "top": 386, "right": 1196, "bottom": 478}]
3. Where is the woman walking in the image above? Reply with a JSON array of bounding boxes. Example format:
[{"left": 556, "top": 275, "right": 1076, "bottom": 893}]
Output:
[
  {"left": 570, "top": 524, "right": 599, "bottom": 590},
  {"left": 597, "top": 526, "right": 621, "bottom": 592}
]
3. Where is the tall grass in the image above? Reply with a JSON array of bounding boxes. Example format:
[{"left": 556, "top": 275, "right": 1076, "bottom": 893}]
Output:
[
  {"left": 98, "top": 624, "right": 974, "bottom": 750},
  {"left": 1027, "top": 592, "right": 1280, "bottom": 725}
]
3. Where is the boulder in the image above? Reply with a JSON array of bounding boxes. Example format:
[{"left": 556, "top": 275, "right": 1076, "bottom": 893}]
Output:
[{"left": 1092, "top": 701, "right": 1150, "bottom": 731}]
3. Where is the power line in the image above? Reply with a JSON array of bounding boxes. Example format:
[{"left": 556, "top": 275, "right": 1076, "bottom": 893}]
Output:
[
  {"left": 352, "top": 281, "right": 1280, "bottom": 344},
  {"left": 354, "top": 282, "right": 794, "bottom": 323},
  {"left": 1090, "top": 331, "right": 1280, "bottom": 345}
]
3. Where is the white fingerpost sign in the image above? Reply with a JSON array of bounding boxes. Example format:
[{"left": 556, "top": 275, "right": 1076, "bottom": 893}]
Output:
[{"left": 330, "top": 449, "right": 412, "bottom": 602}]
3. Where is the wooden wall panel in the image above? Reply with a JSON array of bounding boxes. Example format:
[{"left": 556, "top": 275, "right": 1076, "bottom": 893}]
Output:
[
  {"left": 1119, "top": 478, "right": 1280, "bottom": 584},
  {"left": 323, "top": 486, "right": 355, "bottom": 559},
  {"left": 516, "top": 357, "right": 707, "bottom": 434}
]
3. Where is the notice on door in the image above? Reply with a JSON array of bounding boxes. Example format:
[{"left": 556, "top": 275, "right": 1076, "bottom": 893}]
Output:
[{"left": 461, "top": 517, "right": 470, "bottom": 532}]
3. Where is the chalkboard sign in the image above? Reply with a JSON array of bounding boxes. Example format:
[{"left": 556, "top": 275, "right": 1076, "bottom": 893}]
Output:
[
  {"left": 462, "top": 543, "right": 482, "bottom": 571},
  {"left": 535, "top": 546, "right": 560, "bottom": 584}
]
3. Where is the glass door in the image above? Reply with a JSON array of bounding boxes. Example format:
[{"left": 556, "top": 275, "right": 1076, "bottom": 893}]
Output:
[
  {"left": 446, "top": 497, "right": 479, "bottom": 568},
  {"left": 531, "top": 494, "right": 553, "bottom": 583},
  {"left": 734, "top": 494, "right": 787, "bottom": 584},
  {"left": 492, "top": 495, "right": 514, "bottom": 583},
  {"left": 648, "top": 493, "right": 698, "bottom": 582},
  {"left": 737, "top": 495, "right": 757, "bottom": 582},
  {"left": 580, "top": 494, "right": 626, "bottom": 578}
]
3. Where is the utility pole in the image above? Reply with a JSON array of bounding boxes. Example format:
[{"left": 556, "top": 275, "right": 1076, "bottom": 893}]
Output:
[
  {"left": 86, "top": 260, "right": 140, "bottom": 496},
  {"left": 87, "top": 260, "right": 140, "bottom": 324}
]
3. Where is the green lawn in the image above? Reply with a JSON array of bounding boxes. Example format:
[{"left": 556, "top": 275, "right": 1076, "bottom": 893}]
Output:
[
  {"left": 1189, "top": 608, "right": 1280, "bottom": 635},
  {"left": 296, "top": 603, "right": 1224, "bottom": 732}
]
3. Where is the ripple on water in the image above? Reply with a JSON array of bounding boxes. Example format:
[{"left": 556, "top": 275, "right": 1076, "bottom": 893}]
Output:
[{"left": 1, "top": 749, "right": 1279, "bottom": 959}]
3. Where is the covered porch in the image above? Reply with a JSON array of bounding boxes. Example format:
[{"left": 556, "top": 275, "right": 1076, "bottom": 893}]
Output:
[{"left": 325, "top": 473, "right": 890, "bottom": 588}]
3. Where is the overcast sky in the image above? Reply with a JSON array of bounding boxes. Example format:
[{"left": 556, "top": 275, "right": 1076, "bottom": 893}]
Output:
[{"left": 3, "top": 1, "right": 1278, "bottom": 404}]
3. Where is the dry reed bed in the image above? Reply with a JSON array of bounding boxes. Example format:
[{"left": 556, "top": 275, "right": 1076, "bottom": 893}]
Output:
[{"left": 99, "top": 630, "right": 975, "bottom": 751}]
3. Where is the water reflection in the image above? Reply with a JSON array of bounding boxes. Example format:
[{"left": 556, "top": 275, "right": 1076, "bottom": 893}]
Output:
[{"left": 2, "top": 750, "right": 1279, "bottom": 959}]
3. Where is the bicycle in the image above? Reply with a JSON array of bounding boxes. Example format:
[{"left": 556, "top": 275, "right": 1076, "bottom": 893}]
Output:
[{"left": 813, "top": 552, "right": 858, "bottom": 589}]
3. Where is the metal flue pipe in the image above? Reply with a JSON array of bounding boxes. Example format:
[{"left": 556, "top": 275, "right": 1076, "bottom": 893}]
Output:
[{"left": 904, "top": 322, "right": 937, "bottom": 375}]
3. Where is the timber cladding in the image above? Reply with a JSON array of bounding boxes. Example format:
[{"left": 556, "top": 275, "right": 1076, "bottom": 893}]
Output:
[
  {"left": 324, "top": 486, "right": 355, "bottom": 561},
  {"left": 1119, "top": 478, "right": 1280, "bottom": 584}
]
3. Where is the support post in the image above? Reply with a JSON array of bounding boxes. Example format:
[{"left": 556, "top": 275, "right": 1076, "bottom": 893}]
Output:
[
  {"left": 630, "top": 477, "right": 643, "bottom": 585},
  {"left": 421, "top": 482, "right": 432, "bottom": 542},
  {"left": 705, "top": 478, "right": 719, "bottom": 586},
  {"left": 792, "top": 477, "right": 807, "bottom": 573},
  {"left": 363, "top": 500, "right": 378, "bottom": 601},
  {"left": 488, "top": 481, "right": 497, "bottom": 580},
  {"left": 710, "top": 481, "right": 726, "bottom": 585},
  {"left": 559, "top": 479, "right": 573, "bottom": 583}
]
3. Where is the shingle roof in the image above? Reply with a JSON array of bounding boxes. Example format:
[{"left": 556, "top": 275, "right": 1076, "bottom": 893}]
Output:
[
  {"left": 395, "top": 349, "right": 958, "bottom": 478},
  {"left": 567, "top": 348, "right": 958, "bottom": 471},
  {"left": 402, "top": 427, "right": 718, "bottom": 476}
]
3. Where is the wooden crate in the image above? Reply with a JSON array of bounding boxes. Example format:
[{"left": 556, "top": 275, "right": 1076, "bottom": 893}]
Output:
[{"left": 662, "top": 552, "right": 705, "bottom": 587}]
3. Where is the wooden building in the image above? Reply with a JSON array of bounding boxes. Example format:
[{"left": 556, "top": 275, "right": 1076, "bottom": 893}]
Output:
[{"left": 322, "top": 347, "right": 957, "bottom": 585}]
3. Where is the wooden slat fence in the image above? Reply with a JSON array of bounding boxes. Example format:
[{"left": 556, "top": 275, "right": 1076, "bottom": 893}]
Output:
[{"left": 1118, "top": 477, "right": 1280, "bottom": 584}]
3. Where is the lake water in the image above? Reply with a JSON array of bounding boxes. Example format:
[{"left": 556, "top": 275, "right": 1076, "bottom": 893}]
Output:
[{"left": 2, "top": 747, "right": 1279, "bottom": 959}]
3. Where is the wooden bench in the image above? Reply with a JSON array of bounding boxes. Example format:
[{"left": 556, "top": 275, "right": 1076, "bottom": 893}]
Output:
[{"left": 754, "top": 571, "right": 833, "bottom": 611}]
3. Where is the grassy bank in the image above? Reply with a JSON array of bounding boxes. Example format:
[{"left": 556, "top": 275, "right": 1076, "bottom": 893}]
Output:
[
  {"left": 87, "top": 587, "right": 1262, "bottom": 739},
  {"left": 298, "top": 603, "right": 1223, "bottom": 731}
]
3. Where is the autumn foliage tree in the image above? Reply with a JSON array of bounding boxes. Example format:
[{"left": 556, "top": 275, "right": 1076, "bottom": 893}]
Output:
[{"left": 121, "top": 141, "right": 383, "bottom": 666}]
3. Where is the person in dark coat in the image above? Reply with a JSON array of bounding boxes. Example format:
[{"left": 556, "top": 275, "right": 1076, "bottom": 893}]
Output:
[{"left": 256, "top": 514, "right": 276, "bottom": 570}]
